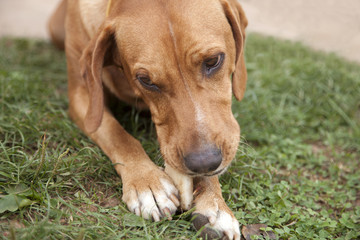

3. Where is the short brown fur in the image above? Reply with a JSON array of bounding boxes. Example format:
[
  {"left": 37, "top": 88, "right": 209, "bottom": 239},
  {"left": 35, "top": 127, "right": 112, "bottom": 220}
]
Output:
[{"left": 49, "top": 0, "right": 247, "bottom": 238}]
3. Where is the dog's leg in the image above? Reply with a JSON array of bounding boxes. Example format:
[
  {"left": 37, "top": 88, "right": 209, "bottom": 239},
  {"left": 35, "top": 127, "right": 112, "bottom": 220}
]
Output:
[
  {"left": 192, "top": 176, "right": 240, "bottom": 240},
  {"left": 67, "top": 66, "right": 180, "bottom": 221}
]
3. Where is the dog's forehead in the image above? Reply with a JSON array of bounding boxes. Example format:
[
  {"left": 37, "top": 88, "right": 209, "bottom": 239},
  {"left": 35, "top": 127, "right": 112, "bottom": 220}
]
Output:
[
  {"left": 166, "top": 0, "right": 228, "bottom": 36},
  {"left": 115, "top": 0, "right": 231, "bottom": 67}
]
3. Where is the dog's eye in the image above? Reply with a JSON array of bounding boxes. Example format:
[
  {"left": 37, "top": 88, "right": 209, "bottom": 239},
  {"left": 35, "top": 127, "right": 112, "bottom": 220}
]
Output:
[
  {"left": 136, "top": 74, "right": 160, "bottom": 92},
  {"left": 203, "top": 53, "right": 225, "bottom": 76}
]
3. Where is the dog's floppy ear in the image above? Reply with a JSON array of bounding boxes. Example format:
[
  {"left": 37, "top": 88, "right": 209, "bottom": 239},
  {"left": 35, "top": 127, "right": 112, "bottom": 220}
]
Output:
[
  {"left": 80, "top": 22, "right": 116, "bottom": 133},
  {"left": 220, "top": 0, "right": 248, "bottom": 101}
]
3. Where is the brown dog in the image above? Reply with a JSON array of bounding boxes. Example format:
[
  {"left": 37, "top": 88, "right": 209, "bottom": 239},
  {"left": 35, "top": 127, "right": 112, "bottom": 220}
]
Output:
[{"left": 49, "top": 0, "right": 247, "bottom": 239}]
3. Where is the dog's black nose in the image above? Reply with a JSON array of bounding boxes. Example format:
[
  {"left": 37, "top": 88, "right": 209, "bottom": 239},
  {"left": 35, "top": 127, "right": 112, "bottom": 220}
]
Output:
[{"left": 184, "top": 145, "right": 222, "bottom": 173}]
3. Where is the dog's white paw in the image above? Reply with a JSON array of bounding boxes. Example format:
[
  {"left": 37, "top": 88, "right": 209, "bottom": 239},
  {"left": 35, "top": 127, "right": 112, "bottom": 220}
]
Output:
[
  {"left": 193, "top": 210, "right": 240, "bottom": 240},
  {"left": 122, "top": 169, "right": 180, "bottom": 221},
  {"left": 193, "top": 196, "right": 240, "bottom": 240}
]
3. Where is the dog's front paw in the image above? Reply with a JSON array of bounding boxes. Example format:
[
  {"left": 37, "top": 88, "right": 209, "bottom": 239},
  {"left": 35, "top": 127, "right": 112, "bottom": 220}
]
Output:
[
  {"left": 193, "top": 194, "right": 240, "bottom": 240},
  {"left": 193, "top": 211, "right": 240, "bottom": 240},
  {"left": 121, "top": 167, "right": 180, "bottom": 221}
]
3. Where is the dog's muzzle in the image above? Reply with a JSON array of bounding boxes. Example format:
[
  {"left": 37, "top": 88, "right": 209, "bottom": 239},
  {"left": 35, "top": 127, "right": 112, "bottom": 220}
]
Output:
[{"left": 184, "top": 144, "right": 222, "bottom": 174}]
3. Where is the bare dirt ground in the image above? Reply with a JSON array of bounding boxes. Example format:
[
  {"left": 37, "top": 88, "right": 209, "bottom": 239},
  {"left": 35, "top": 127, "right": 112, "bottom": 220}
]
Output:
[{"left": 0, "top": 0, "right": 360, "bottom": 63}]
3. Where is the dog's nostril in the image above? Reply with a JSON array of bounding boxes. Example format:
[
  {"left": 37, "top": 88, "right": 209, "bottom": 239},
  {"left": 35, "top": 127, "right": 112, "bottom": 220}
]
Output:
[{"left": 184, "top": 145, "right": 222, "bottom": 173}]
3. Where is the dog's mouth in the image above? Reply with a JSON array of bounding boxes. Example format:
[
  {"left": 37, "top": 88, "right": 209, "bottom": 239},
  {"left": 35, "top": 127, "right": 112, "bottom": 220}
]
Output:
[{"left": 187, "top": 167, "right": 227, "bottom": 177}]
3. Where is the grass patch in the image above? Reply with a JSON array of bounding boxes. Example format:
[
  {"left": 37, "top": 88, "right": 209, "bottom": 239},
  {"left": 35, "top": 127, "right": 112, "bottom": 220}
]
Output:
[{"left": 0, "top": 35, "right": 359, "bottom": 239}]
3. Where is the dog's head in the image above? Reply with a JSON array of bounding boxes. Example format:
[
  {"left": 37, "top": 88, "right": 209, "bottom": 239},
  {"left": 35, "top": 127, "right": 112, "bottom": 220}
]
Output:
[{"left": 81, "top": 0, "right": 248, "bottom": 177}]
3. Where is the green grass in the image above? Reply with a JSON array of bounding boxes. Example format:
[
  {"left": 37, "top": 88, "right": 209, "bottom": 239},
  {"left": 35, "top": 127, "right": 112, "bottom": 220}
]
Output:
[{"left": 0, "top": 34, "right": 359, "bottom": 239}]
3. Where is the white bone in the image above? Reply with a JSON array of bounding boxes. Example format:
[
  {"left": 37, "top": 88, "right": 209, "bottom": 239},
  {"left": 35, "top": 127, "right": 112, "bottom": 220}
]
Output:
[{"left": 165, "top": 164, "right": 193, "bottom": 210}]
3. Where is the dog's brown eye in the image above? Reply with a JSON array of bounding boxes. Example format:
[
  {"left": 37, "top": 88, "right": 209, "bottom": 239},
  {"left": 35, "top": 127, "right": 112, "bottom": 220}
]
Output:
[
  {"left": 136, "top": 74, "right": 160, "bottom": 92},
  {"left": 203, "top": 53, "right": 225, "bottom": 76},
  {"left": 205, "top": 56, "right": 220, "bottom": 68}
]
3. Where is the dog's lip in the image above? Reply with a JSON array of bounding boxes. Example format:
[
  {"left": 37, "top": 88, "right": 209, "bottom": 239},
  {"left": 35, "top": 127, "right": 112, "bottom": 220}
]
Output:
[
  {"left": 187, "top": 168, "right": 226, "bottom": 177},
  {"left": 204, "top": 168, "right": 227, "bottom": 176}
]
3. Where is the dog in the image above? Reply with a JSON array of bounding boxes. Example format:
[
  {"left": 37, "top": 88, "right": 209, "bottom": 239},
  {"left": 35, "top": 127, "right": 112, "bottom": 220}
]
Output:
[{"left": 49, "top": 0, "right": 248, "bottom": 239}]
